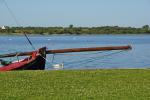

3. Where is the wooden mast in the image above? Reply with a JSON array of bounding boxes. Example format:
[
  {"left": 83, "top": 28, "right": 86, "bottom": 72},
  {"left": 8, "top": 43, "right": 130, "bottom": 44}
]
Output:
[{"left": 0, "top": 45, "right": 131, "bottom": 58}]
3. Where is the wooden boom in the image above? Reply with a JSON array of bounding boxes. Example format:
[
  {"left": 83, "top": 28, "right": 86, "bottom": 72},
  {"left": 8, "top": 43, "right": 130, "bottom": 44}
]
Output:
[
  {"left": 46, "top": 45, "right": 132, "bottom": 54},
  {"left": 0, "top": 45, "right": 131, "bottom": 58}
]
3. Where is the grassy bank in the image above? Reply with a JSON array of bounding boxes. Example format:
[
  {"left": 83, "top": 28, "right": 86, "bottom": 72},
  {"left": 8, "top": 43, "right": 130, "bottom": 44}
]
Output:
[{"left": 0, "top": 69, "right": 150, "bottom": 100}]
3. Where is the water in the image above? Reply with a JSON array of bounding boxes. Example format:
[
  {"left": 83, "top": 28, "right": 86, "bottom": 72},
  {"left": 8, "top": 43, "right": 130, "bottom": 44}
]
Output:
[{"left": 0, "top": 34, "right": 150, "bottom": 69}]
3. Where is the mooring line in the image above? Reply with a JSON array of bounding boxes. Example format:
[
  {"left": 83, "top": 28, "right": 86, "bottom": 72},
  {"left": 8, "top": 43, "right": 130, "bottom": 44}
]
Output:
[{"left": 3, "top": 0, "right": 35, "bottom": 50}]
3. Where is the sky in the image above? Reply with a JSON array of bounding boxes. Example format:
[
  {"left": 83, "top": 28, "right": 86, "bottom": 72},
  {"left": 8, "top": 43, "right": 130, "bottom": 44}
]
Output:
[{"left": 0, "top": 0, "right": 150, "bottom": 27}]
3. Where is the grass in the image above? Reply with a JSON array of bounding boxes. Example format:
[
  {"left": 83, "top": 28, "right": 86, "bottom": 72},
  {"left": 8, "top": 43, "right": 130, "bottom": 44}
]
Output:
[{"left": 0, "top": 69, "right": 150, "bottom": 100}]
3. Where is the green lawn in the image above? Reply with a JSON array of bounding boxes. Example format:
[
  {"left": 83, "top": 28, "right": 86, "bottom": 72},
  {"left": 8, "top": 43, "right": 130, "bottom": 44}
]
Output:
[{"left": 0, "top": 69, "right": 150, "bottom": 100}]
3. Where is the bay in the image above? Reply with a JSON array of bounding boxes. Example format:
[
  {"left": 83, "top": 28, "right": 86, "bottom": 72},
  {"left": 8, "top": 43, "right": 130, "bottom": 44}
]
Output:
[{"left": 0, "top": 34, "right": 150, "bottom": 69}]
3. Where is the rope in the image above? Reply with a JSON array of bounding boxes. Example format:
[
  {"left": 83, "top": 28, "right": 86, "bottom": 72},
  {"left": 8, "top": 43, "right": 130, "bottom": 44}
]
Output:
[
  {"left": 3, "top": 0, "right": 35, "bottom": 50},
  {"left": 78, "top": 51, "right": 124, "bottom": 66},
  {"left": 64, "top": 50, "right": 125, "bottom": 67},
  {"left": 53, "top": 51, "right": 106, "bottom": 64},
  {"left": 51, "top": 54, "right": 55, "bottom": 63},
  {"left": 62, "top": 51, "right": 110, "bottom": 65}
]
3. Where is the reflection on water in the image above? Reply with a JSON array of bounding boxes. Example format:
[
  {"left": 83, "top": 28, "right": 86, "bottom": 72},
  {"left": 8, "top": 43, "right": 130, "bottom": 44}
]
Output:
[{"left": 0, "top": 34, "right": 150, "bottom": 69}]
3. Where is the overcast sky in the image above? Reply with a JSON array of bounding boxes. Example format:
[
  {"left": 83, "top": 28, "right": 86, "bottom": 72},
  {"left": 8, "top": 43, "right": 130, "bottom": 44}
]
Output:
[{"left": 0, "top": 0, "right": 150, "bottom": 27}]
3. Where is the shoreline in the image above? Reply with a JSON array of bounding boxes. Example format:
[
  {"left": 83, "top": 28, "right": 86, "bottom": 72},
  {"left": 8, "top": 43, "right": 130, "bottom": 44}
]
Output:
[{"left": 0, "top": 33, "right": 150, "bottom": 36}]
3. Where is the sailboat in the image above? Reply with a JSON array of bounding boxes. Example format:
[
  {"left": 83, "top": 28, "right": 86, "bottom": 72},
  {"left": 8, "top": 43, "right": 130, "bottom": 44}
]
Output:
[
  {"left": 0, "top": 45, "right": 131, "bottom": 71},
  {"left": 0, "top": 0, "right": 132, "bottom": 71}
]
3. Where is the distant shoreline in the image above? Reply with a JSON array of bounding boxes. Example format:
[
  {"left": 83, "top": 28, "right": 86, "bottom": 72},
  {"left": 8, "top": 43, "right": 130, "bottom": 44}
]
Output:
[
  {"left": 0, "top": 33, "right": 150, "bottom": 36},
  {"left": 0, "top": 25, "right": 150, "bottom": 35}
]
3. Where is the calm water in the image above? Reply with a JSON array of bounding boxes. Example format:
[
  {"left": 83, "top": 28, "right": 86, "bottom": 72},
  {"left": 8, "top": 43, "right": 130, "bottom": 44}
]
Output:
[{"left": 0, "top": 34, "right": 150, "bottom": 69}]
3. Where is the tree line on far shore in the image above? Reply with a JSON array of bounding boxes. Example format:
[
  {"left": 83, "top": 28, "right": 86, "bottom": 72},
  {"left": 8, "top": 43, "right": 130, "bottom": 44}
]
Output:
[{"left": 0, "top": 25, "right": 150, "bottom": 35}]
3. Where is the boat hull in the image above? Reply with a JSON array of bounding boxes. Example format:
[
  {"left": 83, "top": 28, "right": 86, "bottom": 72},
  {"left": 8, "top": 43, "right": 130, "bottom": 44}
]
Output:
[{"left": 0, "top": 47, "right": 46, "bottom": 71}]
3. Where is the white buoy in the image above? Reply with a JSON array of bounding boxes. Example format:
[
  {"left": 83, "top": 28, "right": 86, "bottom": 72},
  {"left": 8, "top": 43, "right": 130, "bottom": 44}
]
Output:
[{"left": 52, "top": 63, "right": 64, "bottom": 70}]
